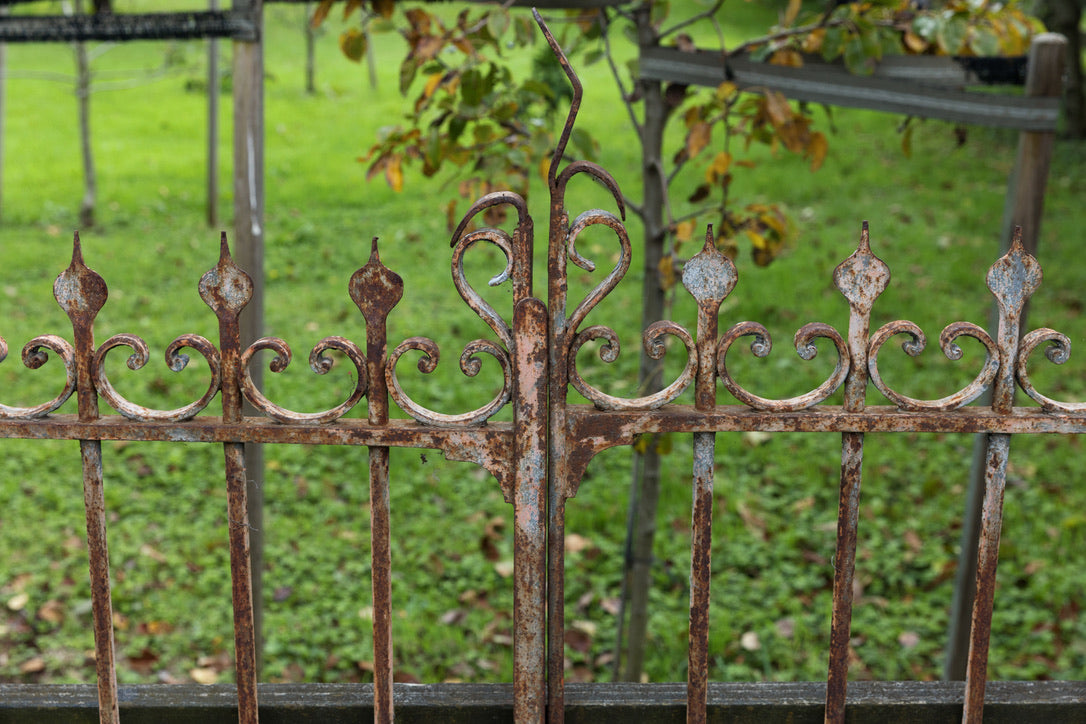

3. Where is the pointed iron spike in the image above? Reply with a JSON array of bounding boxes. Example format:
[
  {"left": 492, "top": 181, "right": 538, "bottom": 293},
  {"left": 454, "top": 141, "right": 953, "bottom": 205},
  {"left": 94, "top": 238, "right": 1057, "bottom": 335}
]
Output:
[
  {"left": 703, "top": 224, "right": 716, "bottom": 253},
  {"left": 859, "top": 221, "right": 870, "bottom": 252},
  {"left": 1010, "top": 225, "right": 1024, "bottom": 252},
  {"left": 370, "top": 236, "right": 381, "bottom": 261},
  {"left": 72, "top": 231, "right": 84, "bottom": 265},
  {"left": 219, "top": 230, "right": 230, "bottom": 261}
]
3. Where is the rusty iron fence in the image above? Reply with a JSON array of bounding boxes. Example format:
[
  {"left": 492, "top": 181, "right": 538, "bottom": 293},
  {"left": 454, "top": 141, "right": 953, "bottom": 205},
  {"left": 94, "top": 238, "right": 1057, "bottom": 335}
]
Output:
[{"left": 2, "top": 13, "right": 1085, "bottom": 724}]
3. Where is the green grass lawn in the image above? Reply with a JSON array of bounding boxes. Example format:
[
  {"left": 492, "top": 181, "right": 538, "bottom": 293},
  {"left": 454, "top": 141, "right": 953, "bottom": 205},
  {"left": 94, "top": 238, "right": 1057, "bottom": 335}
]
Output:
[{"left": 0, "top": 2, "right": 1084, "bottom": 690}]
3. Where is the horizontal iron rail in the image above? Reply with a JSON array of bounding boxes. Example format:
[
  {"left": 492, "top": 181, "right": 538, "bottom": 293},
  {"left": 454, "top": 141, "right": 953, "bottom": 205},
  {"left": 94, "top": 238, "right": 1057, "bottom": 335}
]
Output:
[
  {"left": 0, "top": 407, "right": 1083, "bottom": 446},
  {"left": 0, "top": 682, "right": 1084, "bottom": 723}
]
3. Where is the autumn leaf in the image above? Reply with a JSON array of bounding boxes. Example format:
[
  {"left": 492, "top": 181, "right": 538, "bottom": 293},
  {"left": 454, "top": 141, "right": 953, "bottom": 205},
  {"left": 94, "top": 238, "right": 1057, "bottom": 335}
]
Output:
[
  {"left": 371, "top": 0, "right": 394, "bottom": 19},
  {"left": 783, "top": 0, "right": 802, "bottom": 26},
  {"left": 685, "top": 122, "right": 712, "bottom": 159},
  {"left": 803, "top": 27, "right": 825, "bottom": 54},
  {"left": 763, "top": 90, "right": 792, "bottom": 128},
  {"left": 36, "top": 599, "right": 65, "bottom": 624},
  {"left": 385, "top": 155, "right": 404, "bottom": 192},
  {"left": 342, "top": 0, "right": 362, "bottom": 20},
  {"left": 658, "top": 253, "right": 677, "bottom": 291},
  {"left": 715, "top": 81, "right": 738, "bottom": 103},
  {"left": 806, "top": 131, "right": 828, "bottom": 172},
  {"left": 704, "top": 151, "right": 732, "bottom": 185},
  {"left": 769, "top": 49, "right": 803, "bottom": 67},
  {"left": 339, "top": 28, "right": 367, "bottom": 63},
  {"left": 20, "top": 657, "right": 45, "bottom": 674},
  {"left": 310, "top": 0, "right": 333, "bottom": 29},
  {"left": 903, "top": 30, "right": 928, "bottom": 53},
  {"left": 675, "top": 221, "right": 695, "bottom": 243},
  {"left": 190, "top": 667, "right": 218, "bottom": 685}
]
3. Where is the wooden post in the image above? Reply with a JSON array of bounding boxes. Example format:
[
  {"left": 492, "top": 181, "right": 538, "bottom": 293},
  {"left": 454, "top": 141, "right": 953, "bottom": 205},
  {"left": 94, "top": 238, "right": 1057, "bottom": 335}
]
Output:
[
  {"left": 0, "top": 6, "right": 6, "bottom": 222},
  {"left": 232, "top": 0, "right": 265, "bottom": 678},
  {"left": 615, "top": 3, "right": 668, "bottom": 683},
  {"left": 945, "top": 32, "right": 1066, "bottom": 681},
  {"left": 207, "top": 0, "right": 219, "bottom": 227}
]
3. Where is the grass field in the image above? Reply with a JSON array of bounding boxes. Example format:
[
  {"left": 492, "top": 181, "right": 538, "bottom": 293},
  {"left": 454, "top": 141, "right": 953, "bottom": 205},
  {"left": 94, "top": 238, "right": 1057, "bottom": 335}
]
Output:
[{"left": 0, "top": 2, "right": 1084, "bottom": 689}]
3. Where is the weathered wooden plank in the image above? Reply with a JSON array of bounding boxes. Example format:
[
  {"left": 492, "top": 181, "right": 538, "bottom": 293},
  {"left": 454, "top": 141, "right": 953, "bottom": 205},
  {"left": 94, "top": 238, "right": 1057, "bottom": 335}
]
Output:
[
  {"left": 1, "top": 682, "right": 1084, "bottom": 723},
  {"left": 639, "top": 47, "right": 1061, "bottom": 132},
  {"left": 0, "top": 12, "right": 256, "bottom": 42}
]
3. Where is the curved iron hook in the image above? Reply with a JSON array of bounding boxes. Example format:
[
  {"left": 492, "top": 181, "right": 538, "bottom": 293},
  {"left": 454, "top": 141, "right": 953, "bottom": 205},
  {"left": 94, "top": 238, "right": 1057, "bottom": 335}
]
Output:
[{"left": 533, "top": 8, "right": 581, "bottom": 193}]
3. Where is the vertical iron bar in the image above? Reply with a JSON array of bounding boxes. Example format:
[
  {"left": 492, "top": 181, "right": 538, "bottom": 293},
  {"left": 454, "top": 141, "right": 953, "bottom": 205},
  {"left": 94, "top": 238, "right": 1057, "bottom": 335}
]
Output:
[
  {"left": 825, "top": 431, "right": 862, "bottom": 724},
  {"left": 224, "top": 441, "right": 258, "bottom": 724},
  {"left": 54, "top": 235, "right": 117, "bottom": 724},
  {"left": 825, "top": 224, "right": 888, "bottom": 724},
  {"left": 687, "top": 432, "right": 713, "bottom": 724},
  {"left": 681, "top": 228, "right": 734, "bottom": 724},
  {"left": 961, "top": 432, "right": 1010, "bottom": 723},
  {"left": 546, "top": 149, "right": 570, "bottom": 724},
  {"left": 961, "top": 230, "right": 1039, "bottom": 724},
  {"left": 513, "top": 297, "right": 549, "bottom": 724},
  {"left": 369, "top": 443, "right": 393, "bottom": 724},
  {"left": 199, "top": 234, "right": 258, "bottom": 724},
  {"left": 81, "top": 439, "right": 118, "bottom": 724},
  {"left": 350, "top": 239, "right": 403, "bottom": 724}
]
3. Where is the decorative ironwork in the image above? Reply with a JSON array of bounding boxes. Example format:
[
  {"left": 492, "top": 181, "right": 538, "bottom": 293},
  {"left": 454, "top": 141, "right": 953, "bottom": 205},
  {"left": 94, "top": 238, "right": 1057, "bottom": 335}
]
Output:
[{"left": 0, "top": 11, "right": 1081, "bottom": 724}]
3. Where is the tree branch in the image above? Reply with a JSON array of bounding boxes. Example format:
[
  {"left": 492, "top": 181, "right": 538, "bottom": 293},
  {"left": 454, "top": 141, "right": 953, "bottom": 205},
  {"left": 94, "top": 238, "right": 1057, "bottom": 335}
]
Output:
[
  {"left": 600, "top": 8, "right": 643, "bottom": 138},
  {"left": 728, "top": 17, "right": 854, "bottom": 57},
  {"left": 659, "top": 0, "right": 724, "bottom": 41}
]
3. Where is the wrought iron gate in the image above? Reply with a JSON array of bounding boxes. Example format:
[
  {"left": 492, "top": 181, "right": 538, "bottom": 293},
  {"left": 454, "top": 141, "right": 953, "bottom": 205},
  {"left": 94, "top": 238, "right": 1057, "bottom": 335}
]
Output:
[{"left": 1, "top": 13, "right": 1084, "bottom": 724}]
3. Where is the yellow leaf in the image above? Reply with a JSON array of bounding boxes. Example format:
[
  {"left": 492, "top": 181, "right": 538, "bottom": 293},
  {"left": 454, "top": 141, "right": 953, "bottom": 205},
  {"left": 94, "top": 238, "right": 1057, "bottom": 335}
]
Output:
[
  {"left": 769, "top": 49, "right": 803, "bottom": 68},
  {"left": 659, "top": 254, "right": 677, "bottom": 291},
  {"left": 675, "top": 221, "right": 695, "bottom": 243},
  {"left": 784, "top": 0, "right": 802, "bottom": 26},
  {"left": 806, "top": 131, "right": 828, "bottom": 172},
  {"left": 422, "top": 72, "right": 443, "bottom": 100},
  {"left": 802, "top": 28, "right": 825, "bottom": 54},
  {"left": 704, "top": 151, "right": 732, "bottom": 184},
  {"left": 385, "top": 155, "right": 404, "bottom": 192},
  {"left": 903, "top": 30, "right": 928, "bottom": 53},
  {"left": 761, "top": 212, "right": 786, "bottom": 236},
  {"left": 686, "top": 122, "right": 712, "bottom": 159},
  {"left": 339, "top": 28, "right": 367, "bottom": 63},
  {"left": 538, "top": 155, "right": 551, "bottom": 182},
  {"left": 715, "top": 82, "right": 738, "bottom": 102},
  {"left": 745, "top": 229, "right": 768, "bottom": 250}
]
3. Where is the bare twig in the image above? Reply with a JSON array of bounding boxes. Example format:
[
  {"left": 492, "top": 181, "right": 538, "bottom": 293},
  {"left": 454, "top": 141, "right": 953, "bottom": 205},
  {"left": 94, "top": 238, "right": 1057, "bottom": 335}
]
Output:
[
  {"left": 728, "top": 17, "right": 853, "bottom": 57},
  {"left": 599, "top": 8, "right": 643, "bottom": 138},
  {"left": 659, "top": 0, "right": 724, "bottom": 41}
]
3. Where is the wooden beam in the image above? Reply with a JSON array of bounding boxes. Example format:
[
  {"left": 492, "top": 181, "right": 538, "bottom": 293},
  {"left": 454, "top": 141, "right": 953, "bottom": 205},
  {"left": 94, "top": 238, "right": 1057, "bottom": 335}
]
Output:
[
  {"left": 639, "top": 47, "right": 1060, "bottom": 131},
  {"left": 0, "top": 11, "right": 256, "bottom": 42},
  {"left": 1, "top": 682, "right": 1084, "bottom": 723}
]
